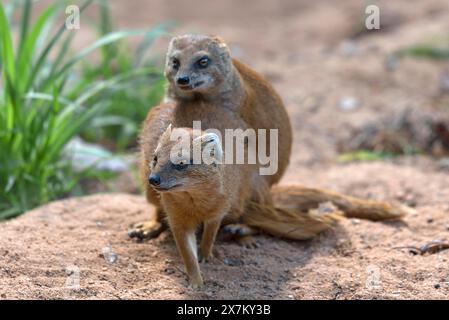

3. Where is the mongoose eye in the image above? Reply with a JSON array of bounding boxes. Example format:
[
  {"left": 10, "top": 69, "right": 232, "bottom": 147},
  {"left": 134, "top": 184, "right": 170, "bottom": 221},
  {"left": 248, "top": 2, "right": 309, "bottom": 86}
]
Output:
[
  {"left": 173, "top": 160, "right": 189, "bottom": 171},
  {"left": 153, "top": 155, "right": 158, "bottom": 164},
  {"left": 197, "top": 56, "right": 210, "bottom": 68},
  {"left": 172, "top": 58, "right": 180, "bottom": 70}
]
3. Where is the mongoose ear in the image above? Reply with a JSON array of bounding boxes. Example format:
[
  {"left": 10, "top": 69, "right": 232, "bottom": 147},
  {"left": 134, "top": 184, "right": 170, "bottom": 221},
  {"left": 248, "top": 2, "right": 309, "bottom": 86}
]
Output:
[
  {"left": 168, "top": 36, "right": 180, "bottom": 50},
  {"left": 193, "top": 133, "right": 223, "bottom": 163},
  {"left": 209, "top": 35, "right": 230, "bottom": 54},
  {"left": 159, "top": 124, "right": 173, "bottom": 145},
  {"left": 211, "top": 36, "right": 226, "bottom": 46}
]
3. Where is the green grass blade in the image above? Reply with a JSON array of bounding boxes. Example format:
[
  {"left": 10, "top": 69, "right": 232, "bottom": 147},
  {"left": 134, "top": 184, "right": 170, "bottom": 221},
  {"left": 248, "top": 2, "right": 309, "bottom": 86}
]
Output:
[
  {"left": 18, "top": 0, "right": 31, "bottom": 54},
  {"left": 17, "top": 3, "right": 59, "bottom": 93},
  {"left": 134, "top": 22, "right": 173, "bottom": 66},
  {"left": 76, "top": 68, "right": 160, "bottom": 112},
  {"left": 53, "top": 29, "right": 148, "bottom": 80},
  {"left": 26, "top": 0, "right": 93, "bottom": 90},
  {"left": 0, "top": 3, "right": 16, "bottom": 84},
  {"left": 48, "top": 32, "right": 76, "bottom": 79},
  {"left": 395, "top": 46, "right": 449, "bottom": 60}
]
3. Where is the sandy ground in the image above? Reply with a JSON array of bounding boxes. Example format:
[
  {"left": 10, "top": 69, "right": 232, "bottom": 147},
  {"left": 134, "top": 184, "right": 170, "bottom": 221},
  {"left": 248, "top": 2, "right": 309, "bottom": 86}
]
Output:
[{"left": 1, "top": 0, "right": 449, "bottom": 299}]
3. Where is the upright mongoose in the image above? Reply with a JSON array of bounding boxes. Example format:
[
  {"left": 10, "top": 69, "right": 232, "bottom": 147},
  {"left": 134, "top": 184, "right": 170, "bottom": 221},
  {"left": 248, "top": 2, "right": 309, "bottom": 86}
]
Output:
[{"left": 149, "top": 126, "right": 408, "bottom": 287}]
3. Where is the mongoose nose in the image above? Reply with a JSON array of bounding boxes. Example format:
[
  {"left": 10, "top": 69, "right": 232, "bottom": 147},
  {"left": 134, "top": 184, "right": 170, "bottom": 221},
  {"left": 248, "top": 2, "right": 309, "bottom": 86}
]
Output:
[
  {"left": 148, "top": 174, "right": 161, "bottom": 186},
  {"left": 177, "top": 76, "right": 190, "bottom": 86}
]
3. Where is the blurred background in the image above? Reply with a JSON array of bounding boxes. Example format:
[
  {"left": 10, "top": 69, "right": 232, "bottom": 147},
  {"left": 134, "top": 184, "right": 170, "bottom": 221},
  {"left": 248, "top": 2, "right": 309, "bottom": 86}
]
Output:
[{"left": 1, "top": 0, "right": 449, "bottom": 219}]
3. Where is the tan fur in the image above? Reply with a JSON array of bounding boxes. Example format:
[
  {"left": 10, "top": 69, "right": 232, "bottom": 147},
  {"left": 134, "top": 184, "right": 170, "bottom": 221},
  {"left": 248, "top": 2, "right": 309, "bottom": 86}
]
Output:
[
  {"left": 133, "top": 35, "right": 408, "bottom": 287},
  {"left": 148, "top": 127, "right": 408, "bottom": 287},
  {"left": 269, "top": 185, "right": 410, "bottom": 222},
  {"left": 243, "top": 201, "right": 343, "bottom": 240},
  {"left": 243, "top": 185, "right": 410, "bottom": 241},
  {"left": 133, "top": 34, "right": 292, "bottom": 242},
  {"left": 149, "top": 127, "right": 252, "bottom": 287}
]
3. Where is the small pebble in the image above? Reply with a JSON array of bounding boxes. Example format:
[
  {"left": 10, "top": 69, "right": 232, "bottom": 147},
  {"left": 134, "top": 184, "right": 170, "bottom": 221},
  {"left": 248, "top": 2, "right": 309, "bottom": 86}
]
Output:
[
  {"left": 385, "top": 55, "right": 398, "bottom": 71},
  {"left": 434, "top": 283, "right": 440, "bottom": 289},
  {"left": 339, "top": 40, "right": 358, "bottom": 56},
  {"left": 440, "top": 72, "right": 449, "bottom": 93},
  {"left": 427, "top": 218, "right": 434, "bottom": 224},
  {"left": 101, "top": 246, "right": 118, "bottom": 264},
  {"left": 438, "top": 158, "right": 449, "bottom": 170},
  {"left": 339, "top": 97, "right": 359, "bottom": 111},
  {"left": 224, "top": 258, "right": 244, "bottom": 267},
  {"left": 164, "top": 267, "right": 175, "bottom": 275}
]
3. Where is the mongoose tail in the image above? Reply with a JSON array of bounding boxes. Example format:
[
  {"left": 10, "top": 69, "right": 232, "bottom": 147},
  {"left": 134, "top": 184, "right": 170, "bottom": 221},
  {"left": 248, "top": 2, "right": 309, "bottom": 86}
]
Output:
[
  {"left": 243, "top": 201, "right": 343, "bottom": 240},
  {"left": 271, "top": 185, "right": 410, "bottom": 221},
  {"left": 243, "top": 185, "right": 410, "bottom": 240}
]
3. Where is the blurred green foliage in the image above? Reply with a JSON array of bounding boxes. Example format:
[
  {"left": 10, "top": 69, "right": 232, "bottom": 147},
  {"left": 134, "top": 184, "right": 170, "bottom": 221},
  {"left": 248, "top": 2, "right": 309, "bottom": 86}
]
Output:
[
  {"left": 0, "top": 0, "right": 168, "bottom": 219},
  {"left": 337, "top": 150, "right": 393, "bottom": 163}
]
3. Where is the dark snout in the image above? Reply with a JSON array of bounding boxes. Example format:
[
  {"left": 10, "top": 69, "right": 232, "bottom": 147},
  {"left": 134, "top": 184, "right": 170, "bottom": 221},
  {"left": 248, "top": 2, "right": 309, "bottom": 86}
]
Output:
[
  {"left": 176, "top": 76, "right": 190, "bottom": 86},
  {"left": 148, "top": 174, "right": 161, "bottom": 186}
]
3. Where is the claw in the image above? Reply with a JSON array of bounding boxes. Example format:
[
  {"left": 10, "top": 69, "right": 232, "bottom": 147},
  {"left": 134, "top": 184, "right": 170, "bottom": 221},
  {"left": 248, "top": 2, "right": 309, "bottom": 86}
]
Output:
[
  {"left": 188, "top": 277, "right": 204, "bottom": 289},
  {"left": 128, "top": 220, "right": 166, "bottom": 240},
  {"left": 238, "top": 235, "right": 259, "bottom": 249},
  {"left": 222, "top": 224, "right": 259, "bottom": 248},
  {"left": 198, "top": 252, "right": 213, "bottom": 263}
]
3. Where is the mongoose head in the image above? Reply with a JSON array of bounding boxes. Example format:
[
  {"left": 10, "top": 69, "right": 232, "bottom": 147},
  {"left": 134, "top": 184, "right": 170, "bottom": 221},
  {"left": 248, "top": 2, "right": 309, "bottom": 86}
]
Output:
[
  {"left": 165, "top": 34, "right": 232, "bottom": 98},
  {"left": 148, "top": 125, "right": 224, "bottom": 193}
]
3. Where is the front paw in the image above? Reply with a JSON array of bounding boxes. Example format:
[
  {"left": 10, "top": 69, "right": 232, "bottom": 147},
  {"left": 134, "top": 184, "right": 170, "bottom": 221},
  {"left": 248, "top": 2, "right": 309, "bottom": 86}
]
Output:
[
  {"left": 188, "top": 277, "right": 204, "bottom": 289},
  {"left": 198, "top": 251, "right": 213, "bottom": 263},
  {"left": 128, "top": 220, "right": 165, "bottom": 241}
]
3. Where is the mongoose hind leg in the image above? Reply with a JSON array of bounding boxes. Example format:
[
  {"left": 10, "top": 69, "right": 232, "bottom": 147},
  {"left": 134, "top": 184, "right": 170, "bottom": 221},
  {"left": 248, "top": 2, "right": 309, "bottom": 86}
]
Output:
[
  {"left": 222, "top": 223, "right": 259, "bottom": 249},
  {"left": 199, "top": 218, "right": 222, "bottom": 263},
  {"left": 128, "top": 208, "right": 168, "bottom": 241}
]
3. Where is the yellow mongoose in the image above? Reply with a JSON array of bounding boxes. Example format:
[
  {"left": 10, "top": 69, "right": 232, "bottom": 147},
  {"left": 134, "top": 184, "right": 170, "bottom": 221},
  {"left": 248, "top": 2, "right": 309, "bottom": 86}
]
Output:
[
  {"left": 130, "top": 34, "right": 292, "bottom": 240},
  {"left": 149, "top": 126, "right": 408, "bottom": 288},
  {"left": 129, "top": 34, "right": 408, "bottom": 287}
]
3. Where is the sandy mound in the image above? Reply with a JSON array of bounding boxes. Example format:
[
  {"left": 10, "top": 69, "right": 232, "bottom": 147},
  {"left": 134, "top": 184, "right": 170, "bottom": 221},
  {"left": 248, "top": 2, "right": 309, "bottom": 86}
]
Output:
[{"left": 1, "top": 162, "right": 448, "bottom": 299}]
